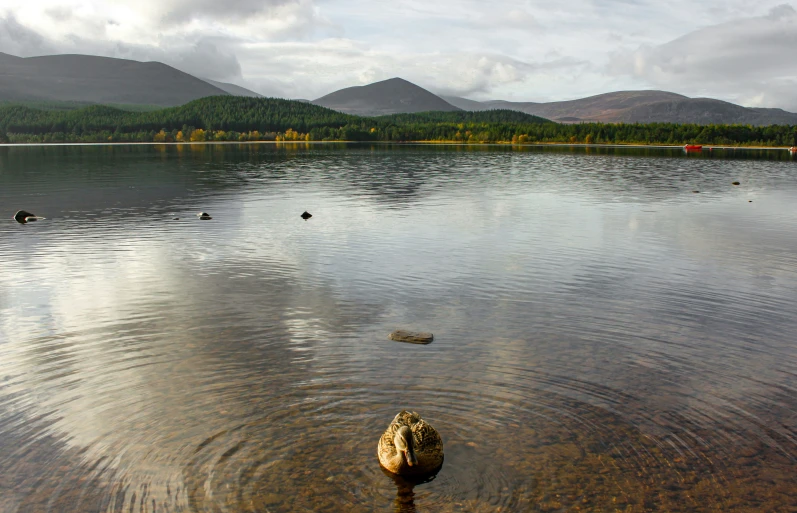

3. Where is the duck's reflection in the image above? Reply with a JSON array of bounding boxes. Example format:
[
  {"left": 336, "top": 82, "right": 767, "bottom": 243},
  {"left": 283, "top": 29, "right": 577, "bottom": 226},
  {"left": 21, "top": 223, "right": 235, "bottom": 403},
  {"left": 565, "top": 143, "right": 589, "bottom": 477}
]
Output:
[{"left": 381, "top": 465, "right": 439, "bottom": 513}]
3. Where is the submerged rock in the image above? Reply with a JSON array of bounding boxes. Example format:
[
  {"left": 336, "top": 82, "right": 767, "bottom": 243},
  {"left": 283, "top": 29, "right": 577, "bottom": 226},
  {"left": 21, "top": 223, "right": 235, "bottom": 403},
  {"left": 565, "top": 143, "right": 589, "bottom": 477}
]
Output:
[
  {"left": 197, "top": 212, "right": 212, "bottom": 220},
  {"left": 301, "top": 211, "right": 312, "bottom": 220},
  {"left": 692, "top": 191, "right": 700, "bottom": 193},
  {"left": 732, "top": 181, "right": 740, "bottom": 185},
  {"left": 388, "top": 330, "right": 434, "bottom": 345}
]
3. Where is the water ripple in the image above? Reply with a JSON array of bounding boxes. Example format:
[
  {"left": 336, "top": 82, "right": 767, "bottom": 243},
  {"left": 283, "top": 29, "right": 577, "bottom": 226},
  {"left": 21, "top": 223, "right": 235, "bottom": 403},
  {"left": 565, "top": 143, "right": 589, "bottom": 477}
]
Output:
[{"left": 1, "top": 144, "right": 797, "bottom": 511}]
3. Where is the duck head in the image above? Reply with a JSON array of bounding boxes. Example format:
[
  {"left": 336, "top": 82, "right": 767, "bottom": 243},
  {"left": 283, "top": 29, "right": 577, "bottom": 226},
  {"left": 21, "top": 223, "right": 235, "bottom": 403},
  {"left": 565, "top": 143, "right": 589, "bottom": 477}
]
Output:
[{"left": 394, "top": 426, "right": 418, "bottom": 467}]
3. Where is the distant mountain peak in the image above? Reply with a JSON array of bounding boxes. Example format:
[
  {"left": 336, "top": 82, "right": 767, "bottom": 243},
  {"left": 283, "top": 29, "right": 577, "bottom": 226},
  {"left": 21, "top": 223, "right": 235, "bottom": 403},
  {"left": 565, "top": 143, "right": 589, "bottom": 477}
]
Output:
[
  {"left": 0, "top": 52, "right": 228, "bottom": 106},
  {"left": 313, "top": 77, "right": 460, "bottom": 116}
]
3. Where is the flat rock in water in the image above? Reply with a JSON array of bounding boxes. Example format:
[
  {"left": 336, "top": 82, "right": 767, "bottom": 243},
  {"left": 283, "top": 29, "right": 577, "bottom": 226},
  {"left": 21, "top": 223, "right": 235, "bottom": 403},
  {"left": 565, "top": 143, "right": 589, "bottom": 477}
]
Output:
[{"left": 388, "top": 330, "right": 434, "bottom": 344}]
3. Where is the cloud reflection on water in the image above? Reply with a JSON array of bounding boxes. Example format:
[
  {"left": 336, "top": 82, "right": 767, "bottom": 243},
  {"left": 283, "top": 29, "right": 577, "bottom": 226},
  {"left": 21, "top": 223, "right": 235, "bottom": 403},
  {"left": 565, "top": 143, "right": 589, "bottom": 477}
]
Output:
[{"left": 0, "top": 144, "right": 796, "bottom": 511}]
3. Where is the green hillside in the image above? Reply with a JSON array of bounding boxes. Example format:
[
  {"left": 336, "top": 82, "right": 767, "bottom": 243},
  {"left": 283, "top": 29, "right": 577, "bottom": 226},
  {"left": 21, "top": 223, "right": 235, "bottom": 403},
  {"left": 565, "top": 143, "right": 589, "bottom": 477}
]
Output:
[{"left": 0, "top": 95, "right": 795, "bottom": 146}]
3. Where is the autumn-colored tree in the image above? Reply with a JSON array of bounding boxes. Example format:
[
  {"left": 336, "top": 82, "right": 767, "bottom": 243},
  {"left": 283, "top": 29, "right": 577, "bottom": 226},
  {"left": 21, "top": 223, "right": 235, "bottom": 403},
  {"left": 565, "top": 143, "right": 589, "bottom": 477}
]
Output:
[{"left": 190, "top": 129, "right": 206, "bottom": 142}]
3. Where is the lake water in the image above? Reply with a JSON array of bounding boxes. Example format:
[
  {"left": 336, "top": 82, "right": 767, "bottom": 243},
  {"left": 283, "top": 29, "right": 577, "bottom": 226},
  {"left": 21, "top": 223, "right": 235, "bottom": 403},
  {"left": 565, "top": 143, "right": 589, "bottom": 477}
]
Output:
[{"left": 1, "top": 143, "right": 797, "bottom": 512}]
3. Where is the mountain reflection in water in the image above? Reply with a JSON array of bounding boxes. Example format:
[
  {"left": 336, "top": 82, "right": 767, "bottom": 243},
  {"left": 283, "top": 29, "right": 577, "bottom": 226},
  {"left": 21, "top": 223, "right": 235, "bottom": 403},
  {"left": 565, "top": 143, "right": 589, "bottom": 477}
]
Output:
[{"left": 1, "top": 143, "right": 796, "bottom": 512}]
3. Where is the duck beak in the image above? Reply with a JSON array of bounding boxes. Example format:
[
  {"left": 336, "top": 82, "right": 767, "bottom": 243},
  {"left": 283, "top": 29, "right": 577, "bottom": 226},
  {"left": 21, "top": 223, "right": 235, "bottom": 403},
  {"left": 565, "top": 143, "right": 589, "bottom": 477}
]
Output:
[{"left": 403, "top": 448, "right": 418, "bottom": 467}]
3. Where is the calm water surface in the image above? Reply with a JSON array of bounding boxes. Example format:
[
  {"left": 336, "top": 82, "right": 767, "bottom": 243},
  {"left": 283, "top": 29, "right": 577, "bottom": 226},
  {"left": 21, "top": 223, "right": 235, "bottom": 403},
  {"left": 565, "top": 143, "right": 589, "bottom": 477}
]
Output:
[{"left": 1, "top": 144, "right": 797, "bottom": 512}]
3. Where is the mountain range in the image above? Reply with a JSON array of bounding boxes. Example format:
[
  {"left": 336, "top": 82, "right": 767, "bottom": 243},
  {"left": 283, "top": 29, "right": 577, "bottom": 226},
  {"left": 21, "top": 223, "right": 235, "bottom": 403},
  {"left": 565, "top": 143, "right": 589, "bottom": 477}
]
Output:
[
  {"left": 442, "top": 91, "right": 797, "bottom": 126},
  {"left": 1, "top": 52, "right": 795, "bottom": 126}
]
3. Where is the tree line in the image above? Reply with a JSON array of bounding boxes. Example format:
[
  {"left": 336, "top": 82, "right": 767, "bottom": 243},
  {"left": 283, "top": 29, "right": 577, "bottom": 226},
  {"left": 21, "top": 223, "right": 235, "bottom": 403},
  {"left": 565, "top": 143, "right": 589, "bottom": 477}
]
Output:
[{"left": 0, "top": 96, "right": 795, "bottom": 147}]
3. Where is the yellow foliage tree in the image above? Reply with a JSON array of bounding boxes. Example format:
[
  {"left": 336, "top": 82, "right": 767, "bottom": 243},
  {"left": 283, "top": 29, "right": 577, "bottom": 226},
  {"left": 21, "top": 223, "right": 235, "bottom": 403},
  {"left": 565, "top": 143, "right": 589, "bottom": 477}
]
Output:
[
  {"left": 176, "top": 130, "right": 185, "bottom": 142},
  {"left": 215, "top": 130, "right": 227, "bottom": 141},
  {"left": 153, "top": 130, "right": 167, "bottom": 142},
  {"left": 190, "top": 129, "right": 206, "bottom": 142}
]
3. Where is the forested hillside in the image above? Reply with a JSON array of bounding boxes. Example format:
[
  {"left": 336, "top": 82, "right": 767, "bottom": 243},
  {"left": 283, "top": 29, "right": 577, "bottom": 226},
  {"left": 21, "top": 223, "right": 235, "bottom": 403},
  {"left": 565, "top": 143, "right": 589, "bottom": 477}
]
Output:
[{"left": 0, "top": 96, "right": 795, "bottom": 147}]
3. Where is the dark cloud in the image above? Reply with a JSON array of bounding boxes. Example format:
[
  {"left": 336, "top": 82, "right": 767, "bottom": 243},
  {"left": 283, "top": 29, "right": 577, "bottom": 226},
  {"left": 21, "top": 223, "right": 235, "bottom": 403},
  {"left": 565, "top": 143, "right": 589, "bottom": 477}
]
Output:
[
  {"left": 0, "top": 13, "right": 245, "bottom": 82},
  {"left": 160, "top": 0, "right": 295, "bottom": 24},
  {"left": 607, "top": 4, "right": 797, "bottom": 110},
  {"left": 172, "top": 39, "right": 243, "bottom": 80},
  {"left": 44, "top": 6, "right": 73, "bottom": 21},
  {"left": 0, "top": 14, "right": 55, "bottom": 56}
]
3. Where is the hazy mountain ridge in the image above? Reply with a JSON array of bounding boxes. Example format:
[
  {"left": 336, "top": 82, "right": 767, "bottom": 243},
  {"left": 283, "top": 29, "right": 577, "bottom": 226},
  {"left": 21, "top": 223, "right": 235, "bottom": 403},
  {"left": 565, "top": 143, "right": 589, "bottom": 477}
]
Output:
[
  {"left": 618, "top": 98, "right": 797, "bottom": 125},
  {"left": 312, "top": 78, "right": 461, "bottom": 116},
  {"left": 0, "top": 52, "right": 795, "bottom": 125},
  {"left": 443, "top": 91, "right": 797, "bottom": 126},
  {"left": 201, "top": 78, "right": 263, "bottom": 98},
  {"left": 0, "top": 53, "right": 230, "bottom": 106}
]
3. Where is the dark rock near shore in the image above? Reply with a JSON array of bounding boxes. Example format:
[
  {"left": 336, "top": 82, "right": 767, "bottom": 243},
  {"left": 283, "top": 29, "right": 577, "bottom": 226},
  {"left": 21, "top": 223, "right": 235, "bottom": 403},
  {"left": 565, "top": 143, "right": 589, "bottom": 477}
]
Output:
[
  {"left": 301, "top": 211, "right": 312, "bottom": 220},
  {"left": 388, "top": 330, "right": 434, "bottom": 344},
  {"left": 732, "top": 181, "right": 741, "bottom": 185},
  {"left": 197, "top": 212, "right": 212, "bottom": 220}
]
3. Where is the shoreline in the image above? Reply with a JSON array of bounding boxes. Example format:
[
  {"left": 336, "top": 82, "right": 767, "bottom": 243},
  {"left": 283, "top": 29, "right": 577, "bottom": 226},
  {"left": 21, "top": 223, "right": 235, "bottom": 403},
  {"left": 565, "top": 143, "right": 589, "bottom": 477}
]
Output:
[{"left": 0, "top": 140, "right": 794, "bottom": 151}]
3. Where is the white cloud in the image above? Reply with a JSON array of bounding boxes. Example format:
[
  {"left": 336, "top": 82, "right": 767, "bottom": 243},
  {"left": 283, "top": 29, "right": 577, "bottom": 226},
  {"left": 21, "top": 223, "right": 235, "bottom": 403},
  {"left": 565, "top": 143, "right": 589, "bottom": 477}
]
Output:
[
  {"left": 608, "top": 4, "right": 797, "bottom": 110},
  {"left": 1, "top": 0, "right": 797, "bottom": 106},
  {"left": 0, "top": 14, "right": 54, "bottom": 56}
]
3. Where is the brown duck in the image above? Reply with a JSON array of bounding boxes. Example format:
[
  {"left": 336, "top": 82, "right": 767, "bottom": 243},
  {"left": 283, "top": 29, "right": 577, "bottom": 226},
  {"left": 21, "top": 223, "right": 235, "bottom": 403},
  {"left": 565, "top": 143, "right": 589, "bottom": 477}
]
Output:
[{"left": 377, "top": 410, "right": 444, "bottom": 476}]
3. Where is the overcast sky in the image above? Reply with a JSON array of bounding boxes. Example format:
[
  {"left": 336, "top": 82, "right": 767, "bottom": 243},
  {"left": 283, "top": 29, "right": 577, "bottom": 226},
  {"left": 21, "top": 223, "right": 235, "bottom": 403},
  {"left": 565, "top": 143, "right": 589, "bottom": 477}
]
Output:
[{"left": 1, "top": 0, "right": 796, "bottom": 109}]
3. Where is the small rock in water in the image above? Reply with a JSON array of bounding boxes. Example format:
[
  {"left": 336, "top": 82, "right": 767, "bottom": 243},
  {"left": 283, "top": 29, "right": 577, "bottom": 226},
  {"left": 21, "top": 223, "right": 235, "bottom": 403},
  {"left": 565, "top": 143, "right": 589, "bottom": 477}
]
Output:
[
  {"left": 197, "top": 212, "right": 212, "bottom": 220},
  {"left": 692, "top": 190, "right": 700, "bottom": 193},
  {"left": 732, "top": 181, "right": 740, "bottom": 185},
  {"left": 749, "top": 200, "right": 753, "bottom": 203},
  {"left": 301, "top": 211, "right": 312, "bottom": 220},
  {"left": 388, "top": 330, "right": 434, "bottom": 345},
  {"left": 174, "top": 217, "right": 180, "bottom": 220}
]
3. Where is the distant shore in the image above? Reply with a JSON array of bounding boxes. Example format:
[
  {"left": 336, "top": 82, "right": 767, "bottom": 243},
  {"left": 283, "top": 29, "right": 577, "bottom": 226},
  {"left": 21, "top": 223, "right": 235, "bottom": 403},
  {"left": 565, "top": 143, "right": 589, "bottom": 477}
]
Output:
[{"left": 1, "top": 141, "right": 795, "bottom": 151}]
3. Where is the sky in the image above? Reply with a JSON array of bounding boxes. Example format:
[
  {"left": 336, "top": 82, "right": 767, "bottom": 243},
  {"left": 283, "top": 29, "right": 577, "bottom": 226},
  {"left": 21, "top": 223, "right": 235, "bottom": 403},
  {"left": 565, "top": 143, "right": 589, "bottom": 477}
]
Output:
[{"left": 1, "top": 0, "right": 796, "bottom": 110}]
